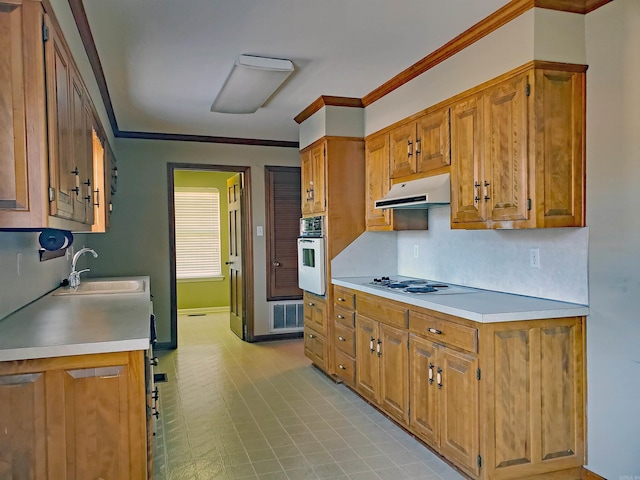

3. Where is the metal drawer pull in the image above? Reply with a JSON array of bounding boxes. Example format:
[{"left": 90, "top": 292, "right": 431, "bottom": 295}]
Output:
[
  {"left": 437, "top": 367, "right": 443, "bottom": 389},
  {"left": 338, "top": 364, "right": 346, "bottom": 370},
  {"left": 338, "top": 336, "right": 346, "bottom": 342},
  {"left": 377, "top": 339, "right": 382, "bottom": 357},
  {"left": 337, "top": 297, "right": 345, "bottom": 302},
  {"left": 428, "top": 327, "right": 442, "bottom": 335},
  {"left": 369, "top": 337, "right": 375, "bottom": 353},
  {"left": 337, "top": 315, "right": 345, "bottom": 319},
  {"left": 428, "top": 362, "right": 434, "bottom": 384},
  {"left": 307, "top": 302, "right": 315, "bottom": 306},
  {"left": 309, "top": 333, "right": 316, "bottom": 339}
]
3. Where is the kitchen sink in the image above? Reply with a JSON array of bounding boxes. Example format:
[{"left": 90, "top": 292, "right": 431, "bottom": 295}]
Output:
[{"left": 53, "top": 279, "right": 146, "bottom": 296}]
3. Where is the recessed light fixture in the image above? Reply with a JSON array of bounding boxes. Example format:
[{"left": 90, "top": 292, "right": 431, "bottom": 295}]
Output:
[{"left": 210, "top": 55, "right": 294, "bottom": 114}]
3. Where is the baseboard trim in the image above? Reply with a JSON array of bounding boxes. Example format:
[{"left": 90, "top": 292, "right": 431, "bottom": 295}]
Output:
[
  {"left": 250, "top": 332, "right": 303, "bottom": 343},
  {"left": 582, "top": 468, "right": 607, "bottom": 480},
  {"left": 178, "top": 306, "right": 229, "bottom": 316}
]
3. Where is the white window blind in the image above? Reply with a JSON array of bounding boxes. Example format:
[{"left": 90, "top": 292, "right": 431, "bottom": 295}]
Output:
[{"left": 174, "top": 187, "right": 221, "bottom": 279}]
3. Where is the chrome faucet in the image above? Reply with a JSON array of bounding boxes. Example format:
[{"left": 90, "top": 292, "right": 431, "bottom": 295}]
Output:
[{"left": 69, "top": 247, "right": 98, "bottom": 288}]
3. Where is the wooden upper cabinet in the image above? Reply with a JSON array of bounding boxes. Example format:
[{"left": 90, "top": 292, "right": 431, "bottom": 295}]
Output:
[
  {"left": 300, "top": 141, "right": 326, "bottom": 215},
  {"left": 389, "top": 108, "right": 451, "bottom": 180},
  {"left": 450, "top": 92, "right": 486, "bottom": 226},
  {"left": 389, "top": 122, "right": 417, "bottom": 178},
  {"left": 365, "top": 133, "right": 391, "bottom": 230},
  {"left": 451, "top": 64, "right": 586, "bottom": 230},
  {"left": 0, "top": 1, "right": 112, "bottom": 231}
]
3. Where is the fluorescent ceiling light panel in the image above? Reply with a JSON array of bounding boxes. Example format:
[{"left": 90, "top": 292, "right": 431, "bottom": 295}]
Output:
[{"left": 210, "top": 55, "right": 294, "bottom": 114}]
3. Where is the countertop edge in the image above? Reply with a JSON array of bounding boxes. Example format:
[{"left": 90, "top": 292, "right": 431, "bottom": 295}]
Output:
[{"left": 332, "top": 277, "right": 589, "bottom": 323}]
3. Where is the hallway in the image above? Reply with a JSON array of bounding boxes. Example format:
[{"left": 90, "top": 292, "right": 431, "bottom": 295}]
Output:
[{"left": 153, "top": 313, "right": 465, "bottom": 480}]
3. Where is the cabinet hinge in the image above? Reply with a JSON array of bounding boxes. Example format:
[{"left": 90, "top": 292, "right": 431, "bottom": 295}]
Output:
[
  {"left": 527, "top": 198, "right": 532, "bottom": 211},
  {"left": 476, "top": 368, "right": 481, "bottom": 380},
  {"left": 48, "top": 187, "right": 55, "bottom": 202},
  {"left": 42, "top": 23, "right": 49, "bottom": 42},
  {"left": 526, "top": 83, "right": 531, "bottom": 96},
  {"left": 478, "top": 454, "right": 482, "bottom": 468}
]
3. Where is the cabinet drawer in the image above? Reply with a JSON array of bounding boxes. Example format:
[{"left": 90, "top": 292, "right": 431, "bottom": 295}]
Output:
[
  {"left": 334, "top": 305, "right": 355, "bottom": 328},
  {"left": 357, "top": 293, "right": 408, "bottom": 329},
  {"left": 409, "top": 311, "right": 478, "bottom": 353},
  {"left": 334, "top": 323, "right": 355, "bottom": 357},
  {"left": 334, "top": 287, "right": 355, "bottom": 309},
  {"left": 334, "top": 350, "right": 356, "bottom": 386}
]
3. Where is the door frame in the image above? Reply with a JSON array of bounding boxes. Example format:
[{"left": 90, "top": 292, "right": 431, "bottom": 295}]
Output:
[{"left": 167, "top": 163, "right": 254, "bottom": 347}]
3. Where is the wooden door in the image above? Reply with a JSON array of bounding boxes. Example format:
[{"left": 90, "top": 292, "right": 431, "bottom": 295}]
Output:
[
  {"left": 409, "top": 335, "right": 439, "bottom": 446},
  {"left": 300, "top": 148, "right": 313, "bottom": 215},
  {"left": 451, "top": 93, "right": 486, "bottom": 226},
  {"left": 416, "top": 108, "right": 451, "bottom": 173},
  {"left": 0, "top": 1, "right": 29, "bottom": 212},
  {"left": 389, "top": 122, "right": 416, "bottom": 179},
  {"left": 46, "top": 21, "right": 74, "bottom": 220},
  {"left": 378, "top": 323, "right": 409, "bottom": 424},
  {"left": 484, "top": 73, "right": 530, "bottom": 225},
  {"left": 265, "top": 166, "right": 302, "bottom": 300},
  {"left": 227, "top": 173, "right": 245, "bottom": 339},
  {"left": 355, "top": 315, "right": 378, "bottom": 403},
  {"left": 365, "top": 134, "right": 391, "bottom": 229},
  {"left": 439, "top": 347, "right": 479, "bottom": 477},
  {"left": 0, "top": 371, "right": 48, "bottom": 479},
  {"left": 310, "top": 142, "right": 326, "bottom": 213}
]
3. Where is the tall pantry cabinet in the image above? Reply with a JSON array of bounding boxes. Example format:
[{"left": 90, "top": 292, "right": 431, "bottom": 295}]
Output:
[{"left": 300, "top": 136, "right": 365, "bottom": 377}]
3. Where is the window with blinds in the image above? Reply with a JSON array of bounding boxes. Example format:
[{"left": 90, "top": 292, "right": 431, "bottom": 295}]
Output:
[{"left": 174, "top": 187, "right": 222, "bottom": 279}]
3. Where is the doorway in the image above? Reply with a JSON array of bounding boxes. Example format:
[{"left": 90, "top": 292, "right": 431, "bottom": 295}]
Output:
[{"left": 167, "top": 163, "right": 254, "bottom": 346}]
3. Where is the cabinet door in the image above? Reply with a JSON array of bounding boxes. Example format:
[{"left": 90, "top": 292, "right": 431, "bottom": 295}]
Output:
[
  {"left": 416, "top": 109, "right": 451, "bottom": 173},
  {"left": 304, "top": 327, "right": 326, "bottom": 370},
  {"left": 365, "top": 134, "right": 391, "bottom": 229},
  {"left": 451, "top": 93, "right": 487, "bottom": 226},
  {"left": 304, "top": 293, "right": 326, "bottom": 335},
  {"left": 389, "top": 122, "right": 416, "bottom": 179},
  {"left": 409, "top": 335, "right": 439, "bottom": 446},
  {"left": 0, "top": 2, "right": 29, "bottom": 212},
  {"left": 485, "top": 73, "right": 530, "bottom": 225},
  {"left": 300, "top": 148, "right": 313, "bottom": 214},
  {"left": 0, "top": 371, "right": 48, "bottom": 479},
  {"left": 46, "top": 21, "right": 75, "bottom": 220},
  {"left": 379, "top": 323, "right": 409, "bottom": 424},
  {"left": 355, "top": 315, "right": 378, "bottom": 403},
  {"left": 439, "top": 348, "right": 479, "bottom": 477},
  {"left": 310, "top": 142, "right": 326, "bottom": 213},
  {"left": 69, "top": 68, "right": 89, "bottom": 223}
]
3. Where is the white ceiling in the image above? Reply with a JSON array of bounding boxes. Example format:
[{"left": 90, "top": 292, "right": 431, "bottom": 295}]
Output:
[{"left": 83, "top": 0, "right": 510, "bottom": 143}]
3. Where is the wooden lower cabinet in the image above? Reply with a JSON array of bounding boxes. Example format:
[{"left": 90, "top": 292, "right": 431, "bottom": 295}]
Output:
[
  {"left": 410, "top": 334, "right": 480, "bottom": 477},
  {"left": 340, "top": 286, "right": 586, "bottom": 480},
  {"left": 303, "top": 326, "right": 327, "bottom": 371},
  {"left": 355, "top": 315, "right": 409, "bottom": 425},
  {"left": 0, "top": 351, "right": 148, "bottom": 480}
]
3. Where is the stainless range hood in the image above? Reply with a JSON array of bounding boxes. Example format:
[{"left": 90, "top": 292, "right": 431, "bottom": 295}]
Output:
[{"left": 374, "top": 173, "right": 451, "bottom": 209}]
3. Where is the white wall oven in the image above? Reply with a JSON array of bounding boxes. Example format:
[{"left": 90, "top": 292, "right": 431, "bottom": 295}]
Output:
[{"left": 297, "top": 216, "right": 326, "bottom": 296}]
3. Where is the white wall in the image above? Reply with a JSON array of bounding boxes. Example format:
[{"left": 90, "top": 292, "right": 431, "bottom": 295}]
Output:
[
  {"left": 82, "top": 138, "right": 300, "bottom": 342},
  {"left": 0, "top": 232, "right": 71, "bottom": 320},
  {"left": 584, "top": 1, "right": 640, "bottom": 476}
]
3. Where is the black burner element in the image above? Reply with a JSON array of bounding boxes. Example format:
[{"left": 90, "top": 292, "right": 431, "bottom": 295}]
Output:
[{"left": 405, "top": 286, "right": 438, "bottom": 293}]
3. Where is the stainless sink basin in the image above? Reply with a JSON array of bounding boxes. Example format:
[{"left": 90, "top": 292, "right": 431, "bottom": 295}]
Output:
[{"left": 53, "top": 279, "right": 146, "bottom": 296}]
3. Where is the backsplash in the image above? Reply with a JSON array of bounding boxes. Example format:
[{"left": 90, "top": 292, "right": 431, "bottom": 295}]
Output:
[
  {"left": 0, "top": 231, "right": 71, "bottom": 319},
  {"left": 332, "top": 207, "right": 588, "bottom": 305},
  {"left": 397, "top": 207, "right": 589, "bottom": 304}
]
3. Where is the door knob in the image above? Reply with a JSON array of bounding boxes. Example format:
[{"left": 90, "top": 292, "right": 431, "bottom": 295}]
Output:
[{"left": 273, "top": 262, "right": 281, "bottom": 267}]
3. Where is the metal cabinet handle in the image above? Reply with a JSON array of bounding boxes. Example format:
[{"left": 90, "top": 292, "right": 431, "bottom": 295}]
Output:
[
  {"left": 415, "top": 138, "right": 421, "bottom": 155},
  {"left": 474, "top": 181, "right": 481, "bottom": 205},
  {"left": 437, "top": 367, "right": 443, "bottom": 389},
  {"left": 307, "top": 302, "right": 315, "bottom": 307},
  {"left": 337, "top": 297, "right": 345, "bottom": 302},
  {"left": 377, "top": 339, "right": 382, "bottom": 357},
  {"left": 428, "top": 327, "right": 442, "bottom": 335},
  {"left": 308, "top": 333, "right": 316, "bottom": 339},
  {"left": 337, "top": 314, "right": 345, "bottom": 319},
  {"left": 272, "top": 261, "right": 281, "bottom": 267},
  {"left": 93, "top": 188, "right": 100, "bottom": 207},
  {"left": 338, "top": 364, "right": 346, "bottom": 370},
  {"left": 428, "top": 362, "right": 434, "bottom": 385},
  {"left": 338, "top": 336, "right": 346, "bottom": 342},
  {"left": 407, "top": 139, "right": 413, "bottom": 158},
  {"left": 369, "top": 337, "right": 375, "bottom": 353},
  {"left": 484, "top": 181, "right": 491, "bottom": 201}
]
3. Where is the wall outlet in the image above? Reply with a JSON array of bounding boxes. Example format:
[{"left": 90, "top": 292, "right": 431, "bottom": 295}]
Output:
[
  {"left": 529, "top": 248, "right": 540, "bottom": 268},
  {"left": 256, "top": 226, "right": 263, "bottom": 236},
  {"left": 413, "top": 245, "right": 419, "bottom": 258}
]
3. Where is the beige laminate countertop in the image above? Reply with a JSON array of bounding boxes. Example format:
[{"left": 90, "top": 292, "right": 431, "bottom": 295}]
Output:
[
  {"left": 0, "top": 276, "right": 151, "bottom": 362},
  {"left": 332, "top": 276, "right": 589, "bottom": 323}
]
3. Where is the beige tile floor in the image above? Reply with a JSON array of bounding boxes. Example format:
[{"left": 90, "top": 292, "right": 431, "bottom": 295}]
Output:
[{"left": 153, "top": 313, "right": 466, "bottom": 480}]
